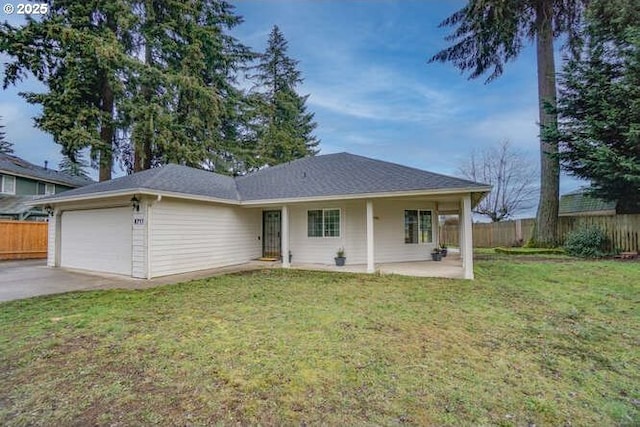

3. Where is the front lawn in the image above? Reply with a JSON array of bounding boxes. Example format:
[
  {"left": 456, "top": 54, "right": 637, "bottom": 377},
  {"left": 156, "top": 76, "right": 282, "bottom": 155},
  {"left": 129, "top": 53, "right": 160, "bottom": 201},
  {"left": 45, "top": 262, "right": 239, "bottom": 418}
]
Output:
[{"left": 1, "top": 256, "right": 638, "bottom": 425}]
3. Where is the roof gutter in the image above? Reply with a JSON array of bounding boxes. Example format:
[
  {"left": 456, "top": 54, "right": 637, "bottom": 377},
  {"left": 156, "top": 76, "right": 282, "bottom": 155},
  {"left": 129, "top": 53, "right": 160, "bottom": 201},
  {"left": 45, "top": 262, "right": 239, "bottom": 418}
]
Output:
[
  {"left": 30, "top": 185, "right": 491, "bottom": 208},
  {"left": 29, "top": 188, "right": 242, "bottom": 206},
  {"left": 239, "top": 186, "right": 492, "bottom": 206}
]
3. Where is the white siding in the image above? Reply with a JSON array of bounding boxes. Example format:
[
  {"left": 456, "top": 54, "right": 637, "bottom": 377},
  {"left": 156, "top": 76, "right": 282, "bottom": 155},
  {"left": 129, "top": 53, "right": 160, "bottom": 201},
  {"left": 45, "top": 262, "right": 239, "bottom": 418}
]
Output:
[
  {"left": 373, "top": 199, "right": 438, "bottom": 263},
  {"left": 288, "top": 199, "right": 438, "bottom": 265},
  {"left": 289, "top": 201, "right": 367, "bottom": 265},
  {"left": 150, "top": 199, "right": 261, "bottom": 277},
  {"left": 60, "top": 207, "right": 132, "bottom": 275}
]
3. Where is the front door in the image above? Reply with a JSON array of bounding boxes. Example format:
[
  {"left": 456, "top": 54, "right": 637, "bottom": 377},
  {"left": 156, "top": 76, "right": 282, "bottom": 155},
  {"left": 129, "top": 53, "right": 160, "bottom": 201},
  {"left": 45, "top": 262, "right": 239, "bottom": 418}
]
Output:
[{"left": 262, "top": 210, "right": 282, "bottom": 258}]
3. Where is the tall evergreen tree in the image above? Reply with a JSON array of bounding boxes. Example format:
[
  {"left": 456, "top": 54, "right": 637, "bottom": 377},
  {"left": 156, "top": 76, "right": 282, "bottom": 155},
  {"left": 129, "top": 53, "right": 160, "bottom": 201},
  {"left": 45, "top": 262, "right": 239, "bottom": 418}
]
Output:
[
  {"left": 59, "top": 151, "right": 91, "bottom": 178},
  {"left": 0, "top": 1, "right": 131, "bottom": 181},
  {"left": 121, "top": 0, "right": 254, "bottom": 174},
  {"left": 250, "top": 25, "right": 319, "bottom": 167},
  {"left": 558, "top": 0, "right": 640, "bottom": 213},
  {"left": 429, "top": 0, "right": 586, "bottom": 246},
  {"left": 1, "top": 1, "right": 253, "bottom": 178},
  {"left": 0, "top": 116, "right": 13, "bottom": 154}
]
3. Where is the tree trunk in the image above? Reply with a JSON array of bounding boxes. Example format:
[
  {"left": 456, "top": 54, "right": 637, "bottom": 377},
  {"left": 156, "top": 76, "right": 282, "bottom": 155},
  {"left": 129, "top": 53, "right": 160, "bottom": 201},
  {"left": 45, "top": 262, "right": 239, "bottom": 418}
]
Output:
[
  {"left": 134, "top": 0, "right": 154, "bottom": 172},
  {"left": 98, "top": 12, "right": 118, "bottom": 182},
  {"left": 533, "top": 0, "right": 560, "bottom": 246},
  {"left": 98, "top": 76, "right": 114, "bottom": 182}
]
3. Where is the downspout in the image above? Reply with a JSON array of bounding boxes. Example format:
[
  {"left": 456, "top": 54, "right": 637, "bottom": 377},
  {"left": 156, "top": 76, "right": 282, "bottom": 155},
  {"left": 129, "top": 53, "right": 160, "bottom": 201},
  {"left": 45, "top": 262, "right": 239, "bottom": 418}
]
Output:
[{"left": 146, "top": 194, "right": 162, "bottom": 279}]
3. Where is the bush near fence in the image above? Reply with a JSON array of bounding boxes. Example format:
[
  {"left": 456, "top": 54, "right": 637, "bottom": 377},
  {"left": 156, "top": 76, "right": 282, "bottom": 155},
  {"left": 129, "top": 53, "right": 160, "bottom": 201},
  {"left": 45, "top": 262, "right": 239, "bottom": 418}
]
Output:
[
  {"left": 0, "top": 221, "right": 48, "bottom": 260},
  {"left": 440, "top": 214, "right": 640, "bottom": 252}
]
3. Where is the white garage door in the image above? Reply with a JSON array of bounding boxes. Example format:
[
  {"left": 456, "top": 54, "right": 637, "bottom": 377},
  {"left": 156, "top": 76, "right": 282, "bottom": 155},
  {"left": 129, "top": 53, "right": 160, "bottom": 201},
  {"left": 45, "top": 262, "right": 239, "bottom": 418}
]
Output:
[{"left": 61, "top": 207, "right": 132, "bottom": 275}]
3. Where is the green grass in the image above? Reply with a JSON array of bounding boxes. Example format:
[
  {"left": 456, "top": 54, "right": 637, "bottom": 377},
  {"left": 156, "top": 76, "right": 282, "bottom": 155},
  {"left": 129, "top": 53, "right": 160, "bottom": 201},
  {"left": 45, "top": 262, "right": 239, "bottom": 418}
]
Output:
[{"left": 1, "top": 256, "right": 639, "bottom": 425}]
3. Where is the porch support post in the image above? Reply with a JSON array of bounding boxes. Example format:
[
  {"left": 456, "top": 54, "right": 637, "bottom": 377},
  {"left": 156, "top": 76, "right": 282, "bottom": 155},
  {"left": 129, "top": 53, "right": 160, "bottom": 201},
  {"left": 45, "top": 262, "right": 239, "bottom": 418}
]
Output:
[
  {"left": 434, "top": 202, "right": 440, "bottom": 246},
  {"left": 281, "top": 205, "right": 290, "bottom": 268},
  {"left": 461, "top": 194, "right": 474, "bottom": 279},
  {"left": 459, "top": 203, "right": 465, "bottom": 265},
  {"left": 366, "top": 199, "right": 375, "bottom": 273}
]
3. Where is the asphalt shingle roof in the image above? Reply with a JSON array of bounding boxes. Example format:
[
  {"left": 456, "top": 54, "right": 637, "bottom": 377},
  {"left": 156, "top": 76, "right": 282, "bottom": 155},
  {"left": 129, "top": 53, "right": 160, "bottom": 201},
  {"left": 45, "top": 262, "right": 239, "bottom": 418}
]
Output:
[
  {"left": 0, "top": 153, "right": 94, "bottom": 187},
  {"left": 49, "top": 163, "right": 240, "bottom": 201},
  {"left": 41, "top": 152, "right": 489, "bottom": 203},
  {"left": 559, "top": 188, "right": 616, "bottom": 214},
  {"left": 236, "top": 152, "right": 487, "bottom": 200}
]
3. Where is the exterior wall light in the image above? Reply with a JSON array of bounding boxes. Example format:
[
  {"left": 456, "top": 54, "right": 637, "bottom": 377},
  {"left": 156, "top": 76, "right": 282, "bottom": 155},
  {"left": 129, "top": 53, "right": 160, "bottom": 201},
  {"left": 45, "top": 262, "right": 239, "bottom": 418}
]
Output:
[{"left": 131, "top": 195, "right": 140, "bottom": 212}]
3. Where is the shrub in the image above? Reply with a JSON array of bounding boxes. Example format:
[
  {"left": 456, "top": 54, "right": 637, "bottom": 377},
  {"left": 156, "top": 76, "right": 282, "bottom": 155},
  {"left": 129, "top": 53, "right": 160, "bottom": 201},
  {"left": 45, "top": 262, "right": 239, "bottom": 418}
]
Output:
[{"left": 564, "top": 227, "right": 611, "bottom": 258}]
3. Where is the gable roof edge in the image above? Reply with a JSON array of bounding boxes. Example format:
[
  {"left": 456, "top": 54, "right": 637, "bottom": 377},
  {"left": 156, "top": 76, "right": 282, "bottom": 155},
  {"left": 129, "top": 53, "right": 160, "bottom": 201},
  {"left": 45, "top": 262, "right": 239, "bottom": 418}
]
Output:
[{"left": 30, "top": 187, "right": 243, "bottom": 206}]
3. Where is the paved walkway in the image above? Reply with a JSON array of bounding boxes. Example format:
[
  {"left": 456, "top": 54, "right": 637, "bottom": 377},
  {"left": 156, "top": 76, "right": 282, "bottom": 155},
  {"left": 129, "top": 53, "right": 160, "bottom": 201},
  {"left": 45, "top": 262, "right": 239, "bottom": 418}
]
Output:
[{"left": 0, "top": 260, "right": 274, "bottom": 302}]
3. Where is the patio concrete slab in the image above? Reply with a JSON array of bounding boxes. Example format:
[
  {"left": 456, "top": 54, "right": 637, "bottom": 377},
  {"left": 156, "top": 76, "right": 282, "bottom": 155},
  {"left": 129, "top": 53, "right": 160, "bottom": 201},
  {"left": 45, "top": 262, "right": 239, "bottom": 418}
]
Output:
[
  {"left": 289, "top": 253, "right": 464, "bottom": 279},
  {"left": 378, "top": 257, "right": 464, "bottom": 279}
]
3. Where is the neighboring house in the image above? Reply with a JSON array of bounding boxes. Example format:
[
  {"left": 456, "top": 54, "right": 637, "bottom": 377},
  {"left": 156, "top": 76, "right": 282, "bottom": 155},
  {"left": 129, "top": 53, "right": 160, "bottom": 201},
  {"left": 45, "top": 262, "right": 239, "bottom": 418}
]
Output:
[
  {"left": 559, "top": 188, "right": 617, "bottom": 217},
  {"left": 36, "top": 153, "right": 490, "bottom": 279},
  {"left": 0, "top": 153, "right": 93, "bottom": 220}
]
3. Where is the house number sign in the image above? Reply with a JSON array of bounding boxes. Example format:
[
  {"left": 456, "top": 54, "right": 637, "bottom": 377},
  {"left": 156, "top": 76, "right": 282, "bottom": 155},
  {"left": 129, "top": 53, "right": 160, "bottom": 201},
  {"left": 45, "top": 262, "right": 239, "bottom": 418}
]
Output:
[{"left": 133, "top": 214, "right": 145, "bottom": 227}]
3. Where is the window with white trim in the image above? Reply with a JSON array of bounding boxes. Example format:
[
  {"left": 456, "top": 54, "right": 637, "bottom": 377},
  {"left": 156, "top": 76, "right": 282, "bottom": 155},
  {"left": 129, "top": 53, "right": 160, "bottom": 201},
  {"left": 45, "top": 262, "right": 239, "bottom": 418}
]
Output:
[
  {"left": 1, "top": 175, "right": 16, "bottom": 194},
  {"left": 404, "top": 210, "right": 433, "bottom": 244},
  {"left": 308, "top": 209, "right": 341, "bottom": 237},
  {"left": 37, "top": 182, "right": 56, "bottom": 195}
]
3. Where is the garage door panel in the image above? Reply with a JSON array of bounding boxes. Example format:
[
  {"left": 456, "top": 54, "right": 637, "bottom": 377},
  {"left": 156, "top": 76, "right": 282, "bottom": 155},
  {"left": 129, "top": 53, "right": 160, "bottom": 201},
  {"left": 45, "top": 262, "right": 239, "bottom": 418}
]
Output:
[{"left": 61, "top": 207, "right": 132, "bottom": 275}]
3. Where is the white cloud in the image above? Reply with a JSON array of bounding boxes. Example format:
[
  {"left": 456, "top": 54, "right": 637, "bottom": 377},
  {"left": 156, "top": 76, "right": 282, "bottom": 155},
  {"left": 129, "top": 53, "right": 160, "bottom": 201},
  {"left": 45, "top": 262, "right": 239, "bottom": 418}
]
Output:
[
  {"left": 465, "top": 107, "right": 541, "bottom": 152},
  {"left": 306, "top": 66, "right": 459, "bottom": 124}
]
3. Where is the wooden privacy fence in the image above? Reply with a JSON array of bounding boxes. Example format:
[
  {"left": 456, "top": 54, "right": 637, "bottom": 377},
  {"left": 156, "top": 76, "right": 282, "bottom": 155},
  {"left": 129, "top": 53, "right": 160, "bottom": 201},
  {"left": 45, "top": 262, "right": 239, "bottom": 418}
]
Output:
[
  {"left": 0, "top": 220, "right": 48, "bottom": 260},
  {"left": 440, "top": 219, "right": 535, "bottom": 248},
  {"left": 557, "top": 214, "right": 640, "bottom": 252},
  {"left": 440, "top": 214, "right": 640, "bottom": 251}
]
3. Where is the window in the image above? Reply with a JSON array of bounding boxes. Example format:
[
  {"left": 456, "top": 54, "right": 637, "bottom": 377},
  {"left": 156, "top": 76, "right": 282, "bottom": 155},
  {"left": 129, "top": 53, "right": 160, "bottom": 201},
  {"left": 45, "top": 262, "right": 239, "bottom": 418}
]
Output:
[
  {"left": 404, "top": 209, "right": 432, "bottom": 243},
  {"left": 404, "top": 210, "right": 418, "bottom": 243},
  {"left": 37, "top": 182, "right": 54, "bottom": 195},
  {"left": 1, "top": 175, "right": 16, "bottom": 194},
  {"left": 419, "top": 210, "right": 433, "bottom": 243},
  {"left": 308, "top": 210, "right": 323, "bottom": 237},
  {"left": 308, "top": 209, "right": 340, "bottom": 237}
]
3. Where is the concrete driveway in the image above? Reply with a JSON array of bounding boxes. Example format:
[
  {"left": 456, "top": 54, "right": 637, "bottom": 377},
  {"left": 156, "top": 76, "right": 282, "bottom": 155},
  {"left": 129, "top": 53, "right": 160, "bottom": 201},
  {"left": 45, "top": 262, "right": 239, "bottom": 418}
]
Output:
[
  {"left": 0, "top": 259, "right": 142, "bottom": 302},
  {"left": 0, "top": 259, "right": 273, "bottom": 303}
]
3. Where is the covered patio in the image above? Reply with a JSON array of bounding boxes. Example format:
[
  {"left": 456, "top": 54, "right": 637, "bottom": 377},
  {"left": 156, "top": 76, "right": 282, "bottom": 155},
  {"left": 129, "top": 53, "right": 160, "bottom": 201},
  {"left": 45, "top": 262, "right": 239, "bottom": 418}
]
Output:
[
  {"left": 273, "top": 192, "right": 478, "bottom": 279},
  {"left": 288, "top": 251, "right": 464, "bottom": 279}
]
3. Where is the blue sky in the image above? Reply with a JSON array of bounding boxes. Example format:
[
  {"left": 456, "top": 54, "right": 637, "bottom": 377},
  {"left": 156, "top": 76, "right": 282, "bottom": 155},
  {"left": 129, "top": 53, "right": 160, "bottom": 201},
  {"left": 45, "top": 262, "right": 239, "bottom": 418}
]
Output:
[{"left": 0, "top": 0, "right": 584, "bottom": 212}]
